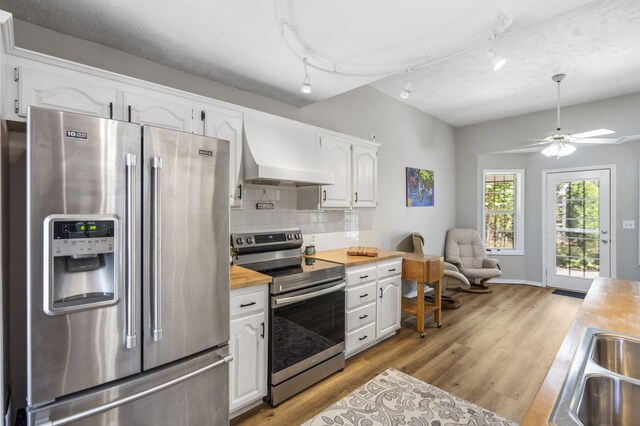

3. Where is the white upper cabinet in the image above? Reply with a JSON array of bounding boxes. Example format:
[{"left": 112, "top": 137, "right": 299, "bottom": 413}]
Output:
[
  {"left": 17, "top": 67, "right": 116, "bottom": 118},
  {"left": 352, "top": 145, "right": 377, "bottom": 208},
  {"left": 319, "top": 135, "right": 351, "bottom": 209},
  {"left": 124, "top": 91, "right": 193, "bottom": 132},
  {"left": 201, "top": 105, "right": 244, "bottom": 208}
]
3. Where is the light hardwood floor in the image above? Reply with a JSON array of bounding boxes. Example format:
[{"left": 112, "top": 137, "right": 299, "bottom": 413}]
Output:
[{"left": 232, "top": 284, "right": 582, "bottom": 425}]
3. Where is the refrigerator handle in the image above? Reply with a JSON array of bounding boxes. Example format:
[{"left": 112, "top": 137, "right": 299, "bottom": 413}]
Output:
[
  {"left": 40, "top": 354, "right": 233, "bottom": 426},
  {"left": 125, "top": 153, "right": 137, "bottom": 349},
  {"left": 151, "top": 156, "right": 163, "bottom": 342}
]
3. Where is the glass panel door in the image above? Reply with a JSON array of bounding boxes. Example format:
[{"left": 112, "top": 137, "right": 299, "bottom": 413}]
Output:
[{"left": 546, "top": 169, "right": 611, "bottom": 292}]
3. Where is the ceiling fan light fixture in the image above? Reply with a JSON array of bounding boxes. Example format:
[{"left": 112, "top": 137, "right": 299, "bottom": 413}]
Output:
[
  {"left": 542, "top": 141, "right": 576, "bottom": 158},
  {"left": 487, "top": 50, "right": 506, "bottom": 71}
]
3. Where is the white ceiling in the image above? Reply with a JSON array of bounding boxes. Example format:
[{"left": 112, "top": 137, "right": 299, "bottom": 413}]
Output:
[{"left": 0, "top": 0, "right": 639, "bottom": 126}]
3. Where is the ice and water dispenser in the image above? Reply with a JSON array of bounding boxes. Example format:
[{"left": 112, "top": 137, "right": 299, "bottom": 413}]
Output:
[{"left": 44, "top": 215, "right": 119, "bottom": 315}]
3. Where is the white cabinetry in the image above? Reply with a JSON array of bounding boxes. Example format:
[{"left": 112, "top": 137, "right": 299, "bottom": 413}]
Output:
[
  {"left": 352, "top": 145, "right": 377, "bottom": 208},
  {"left": 319, "top": 135, "right": 351, "bottom": 208},
  {"left": 229, "top": 285, "right": 268, "bottom": 415},
  {"left": 201, "top": 105, "right": 244, "bottom": 208},
  {"left": 344, "top": 258, "right": 402, "bottom": 357},
  {"left": 17, "top": 67, "right": 116, "bottom": 118},
  {"left": 124, "top": 91, "right": 193, "bottom": 132}
]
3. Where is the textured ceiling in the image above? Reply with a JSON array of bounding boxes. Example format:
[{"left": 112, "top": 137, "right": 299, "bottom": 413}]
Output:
[{"left": 0, "top": 0, "right": 639, "bottom": 126}]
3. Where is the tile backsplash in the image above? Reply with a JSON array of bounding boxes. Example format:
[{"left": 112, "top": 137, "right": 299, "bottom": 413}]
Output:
[{"left": 230, "top": 185, "right": 358, "bottom": 237}]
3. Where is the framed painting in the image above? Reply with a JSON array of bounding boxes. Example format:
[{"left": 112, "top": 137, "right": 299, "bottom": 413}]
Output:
[{"left": 406, "top": 167, "right": 434, "bottom": 207}]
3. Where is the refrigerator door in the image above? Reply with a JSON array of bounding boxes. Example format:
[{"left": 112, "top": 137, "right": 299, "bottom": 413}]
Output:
[
  {"left": 27, "top": 107, "right": 143, "bottom": 405},
  {"left": 27, "top": 347, "right": 231, "bottom": 426},
  {"left": 142, "top": 126, "right": 230, "bottom": 370}
]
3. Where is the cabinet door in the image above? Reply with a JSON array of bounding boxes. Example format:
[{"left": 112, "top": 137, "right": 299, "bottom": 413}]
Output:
[
  {"left": 124, "top": 91, "right": 193, "bottom": 132},
  {"left": 18, "top": 67, "right": 116, "bottom": 118},
  {"left": 376, "top": 276, "right": 401, "bottom": 337},
  {"left": 229, "top": 312, "right": 266, "bottom": 411},
  {"left": 352, "top": 145, "right": 377, "bottom": 208},
  {"left": 203, "top": 106, "right": 244, "bottom": 208},
  {"left": 320, "top": 135, "right": 351, "bottom": 208}
]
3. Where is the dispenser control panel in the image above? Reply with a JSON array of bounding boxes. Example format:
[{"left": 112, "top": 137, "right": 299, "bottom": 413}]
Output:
[{"left": 51, "top": 220, "right": 115, "bottom": 257}]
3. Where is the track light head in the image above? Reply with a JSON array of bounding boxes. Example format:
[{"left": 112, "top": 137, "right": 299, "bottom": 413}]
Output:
[
  {"left": 300, "top": 57, "right": 311, "bottom": 94},
  {"left": 487, "top": 50, "right": 506, "bottom": 71},
  {"left": 400, "top": 81, "right": 412, "bottom": 99}
]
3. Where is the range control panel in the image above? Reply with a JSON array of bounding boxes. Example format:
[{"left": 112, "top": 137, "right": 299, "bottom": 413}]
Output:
[
  {"left": 51, "top": 220, "right": 116, "bottom": 257},
  {"left": 231, "top": 229, "right": 303, "bottom": 248}
]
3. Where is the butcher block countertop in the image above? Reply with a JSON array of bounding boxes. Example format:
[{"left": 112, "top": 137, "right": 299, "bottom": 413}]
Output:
[
  {"left": 521, "top": 277, "right": 640, "bottom": 425},
  {"left": 307, "top": 248, "right": 405, "bottom": 266},
  {"left": 230, "top": 265, "right": 271, "bottom": 290}
]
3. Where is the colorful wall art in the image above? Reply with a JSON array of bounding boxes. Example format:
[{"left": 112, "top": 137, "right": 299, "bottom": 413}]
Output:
[{"left": 406, "top": 167, "right": 434, "bottom": 207}]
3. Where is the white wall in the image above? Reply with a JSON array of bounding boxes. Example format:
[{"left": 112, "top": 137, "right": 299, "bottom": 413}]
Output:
[
  {"left": 12, "top": 19, "right": 457, "bottom": 253},
  {"left": 456, "top": 93, "right": 640, "bottom": 282}
]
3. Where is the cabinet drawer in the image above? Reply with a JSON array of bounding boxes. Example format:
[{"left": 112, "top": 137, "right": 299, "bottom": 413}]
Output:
[
  {"left": 346, "top": 302, "right": 376, "bottom": 332},
  {"left": 230, "top": 288, "right": 266, "bottom": 317},
  {"left": 346, "top": 282, "right": 377, "bottom": 309},
  {"left": 377, "top": 258, "right": 403, "bottom": 279},
  {"left": 346, "top": 322, "right": 376, "bottom": 353},
  {"left": 346, "top": 265, "right": 377, "bottom": 287}
]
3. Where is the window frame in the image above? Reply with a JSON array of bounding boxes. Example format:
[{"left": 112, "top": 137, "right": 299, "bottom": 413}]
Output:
[{"left": 481, "top": 169, "right": 525, "bottom": 256}]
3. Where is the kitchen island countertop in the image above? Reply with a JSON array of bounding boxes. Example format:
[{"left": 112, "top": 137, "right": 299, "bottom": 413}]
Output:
[
  {"left": 306, "top": 248, "right": 405, "bottom": 266},
  {"left": 521, "top": 277, "right": 640, "bottom": 425},
  {"left": 230, "top": 265, "right": 271, "bottom": 290}
]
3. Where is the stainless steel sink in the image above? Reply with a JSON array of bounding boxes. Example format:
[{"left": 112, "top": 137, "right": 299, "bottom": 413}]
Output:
[
  {"left": 592, "top": 334, "right": 640, "bottom": 380},
  {"left": 577, "top": 376, "right": 640, "bottom": 425},
  {"left": 550, "top": 328, "right": 640, "bottom": 425}
]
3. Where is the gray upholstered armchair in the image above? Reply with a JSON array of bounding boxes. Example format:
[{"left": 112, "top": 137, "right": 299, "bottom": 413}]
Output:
[
  {"left": 412, "top": 233, "right": 470, "bottom": 309},
  {"left": 444, "top": 228, "right": 501, "bottom": 293}
]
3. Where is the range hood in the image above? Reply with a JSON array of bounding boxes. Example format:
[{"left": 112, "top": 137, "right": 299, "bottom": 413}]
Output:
[{"left": 243, "top": 117, "right": 335, "bottom": 186}]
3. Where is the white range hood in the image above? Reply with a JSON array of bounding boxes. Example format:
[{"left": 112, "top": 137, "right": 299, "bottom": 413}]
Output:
[{"left": 243, "top": 116, "right": 335, "bottom": 186}]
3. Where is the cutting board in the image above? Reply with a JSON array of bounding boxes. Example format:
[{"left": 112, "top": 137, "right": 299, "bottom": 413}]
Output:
[{"left": 347, "top": 246, "right": 379, "bottom": 257}]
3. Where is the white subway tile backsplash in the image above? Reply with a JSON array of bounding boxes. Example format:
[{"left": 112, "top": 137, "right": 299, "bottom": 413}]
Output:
[{"left": 232, "top": 184, "right": 358, "bottom": 236}]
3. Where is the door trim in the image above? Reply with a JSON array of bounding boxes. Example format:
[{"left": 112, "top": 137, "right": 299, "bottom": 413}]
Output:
[{"left": 541, "top": 165, "right": 617, "bottom": 287}]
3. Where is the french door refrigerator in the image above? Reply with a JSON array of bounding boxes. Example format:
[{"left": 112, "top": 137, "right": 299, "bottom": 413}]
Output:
[{"left": 22, "top": 107, "right": 230, "bottom": 425}]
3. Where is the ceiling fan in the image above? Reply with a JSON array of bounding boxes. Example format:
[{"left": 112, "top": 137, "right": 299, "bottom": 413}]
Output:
[{"left": 507, "top": 74, "right": 640, "bottom": 158}]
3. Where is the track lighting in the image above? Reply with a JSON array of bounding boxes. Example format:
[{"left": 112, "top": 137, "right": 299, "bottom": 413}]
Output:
[
  {"left": 399, "top": 69, "right": 413, "bottom": 99},
  {"left": 300, "top": 57, "right": 311, "bottom": 94},
  {"left": 487, "top": 50, "right": 506, "bottom": 71}
]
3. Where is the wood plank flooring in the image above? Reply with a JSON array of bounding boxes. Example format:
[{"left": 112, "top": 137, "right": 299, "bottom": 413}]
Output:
[{"left": 231, "top": 284, "right": 582, "bottom": 425}]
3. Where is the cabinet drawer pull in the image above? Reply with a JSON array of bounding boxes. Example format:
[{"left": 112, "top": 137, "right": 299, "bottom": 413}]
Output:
[
  {"left": 359, "top": 293, "right": 369, "bottom": 298},
  {"left": 240, "top": 301, "right": 256, "bottom": 308},
  {"left": 323, "top": 189, "right": 327, "bottom": 202},
  {"left": 359, "top": 275, "right": 369, "bottom": 279},
  {"left": 355, "top": 192, "right": 358, "bottom": 203},
  {"left": 261, "top": 322, "right": 265, "bottom": 339},
  {"left": 388, "top": 268, "right": 396, "bottom": 272},
  {"left": 358, "top": 335, "right": 367, "bottom": 341},
  {"left": 359, "top": 314, "right": 368, "bottom": 320},
  {"left": 238, "top": 184, "right": 242, "bottom": 200}
]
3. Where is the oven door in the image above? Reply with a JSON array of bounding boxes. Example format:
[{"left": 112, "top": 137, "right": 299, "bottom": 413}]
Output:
[{"left": 270, "top": 280, "right": 346, "bottom": 385}]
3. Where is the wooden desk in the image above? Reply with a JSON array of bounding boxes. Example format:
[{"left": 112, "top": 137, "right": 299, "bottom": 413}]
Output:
[{"left": 401, "top": 253, "right": 444, "bottom": 338}]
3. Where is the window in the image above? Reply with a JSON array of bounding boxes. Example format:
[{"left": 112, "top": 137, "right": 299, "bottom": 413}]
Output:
[{"left": 482, "top": 170, "right": 524, "bottom": 255}]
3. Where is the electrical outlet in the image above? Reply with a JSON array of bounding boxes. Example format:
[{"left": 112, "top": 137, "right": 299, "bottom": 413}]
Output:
[{"left": 623, "top": 220, "right": 635, "bottom": 229}]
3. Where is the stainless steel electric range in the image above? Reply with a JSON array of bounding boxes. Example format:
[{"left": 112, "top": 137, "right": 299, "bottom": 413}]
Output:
[{"left": 231, "top": 230, "right": 346, "bottom": 406}]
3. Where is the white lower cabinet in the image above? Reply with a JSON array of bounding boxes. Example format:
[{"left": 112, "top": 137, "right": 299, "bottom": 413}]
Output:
[
  {"left": 229, "top": 285, "right": 268, "bottom": 415},
  {"left": 344, "top": 258, "right": 402, "bottom": 357}
]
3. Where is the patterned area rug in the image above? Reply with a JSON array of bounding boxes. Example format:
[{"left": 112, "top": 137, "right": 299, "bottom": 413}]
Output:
[{"left": 302, "top": 368, "right": 518, "bottom": 426}]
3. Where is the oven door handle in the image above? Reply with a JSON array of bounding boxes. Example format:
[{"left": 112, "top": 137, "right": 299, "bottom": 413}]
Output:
[{"left": 273, "top": 281, "right": 346, "bottom": 307}]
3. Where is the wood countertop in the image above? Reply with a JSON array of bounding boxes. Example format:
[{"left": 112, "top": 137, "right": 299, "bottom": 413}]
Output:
[
  {"left": 521, "top": 277, "right": 640, "bottom": 425},
  {"left": 306, "top": 248, "right": 405, "bottom": 267},
  {"left": 230, "top": 265, "right": 271, "bottom": 291}
]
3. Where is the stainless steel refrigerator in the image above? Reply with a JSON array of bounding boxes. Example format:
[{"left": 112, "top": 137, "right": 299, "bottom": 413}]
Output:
[{"left": 12, "top": 107, "right": 230, "bottom": 425}]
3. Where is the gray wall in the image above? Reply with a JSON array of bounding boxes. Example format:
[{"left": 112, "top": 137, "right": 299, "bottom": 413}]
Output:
[
  {"left": 456, "top": 93, "right": 640, "bottom": 282},
  {"left": 12, "top": 19, "right": 457, "bottom": 253}
]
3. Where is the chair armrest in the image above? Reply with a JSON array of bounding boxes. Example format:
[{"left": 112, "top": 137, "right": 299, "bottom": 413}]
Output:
[
  {"left": 443, "top": 262, "right": 460, "bottom": 273},
  {"left": 445, "top": 256, "right": 461, "bottom": 268},
  {"left": 443, "top": 269, "right": 471, "bottom": 290},
  {"left": 483, "top": 258, "right": 499, "bottom": 268}
]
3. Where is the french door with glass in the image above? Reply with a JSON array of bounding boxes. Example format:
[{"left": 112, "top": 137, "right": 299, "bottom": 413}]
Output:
[{"left": 545, "top": 169, "right": 611, "bottom": 292}]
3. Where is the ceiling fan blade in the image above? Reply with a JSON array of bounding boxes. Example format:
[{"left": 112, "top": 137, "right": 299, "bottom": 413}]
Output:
[
  {"left": 516, "top": 138, "right": 549, "bottom": 142},
  {"left": 499, "top": 141, "right": 551, "bottom": 153},
  {"left": 574, "top": 135, "right": 640, "bottom": 144},
  {"left": 572, "top": 128, "right": 615, "bottom": 139}
]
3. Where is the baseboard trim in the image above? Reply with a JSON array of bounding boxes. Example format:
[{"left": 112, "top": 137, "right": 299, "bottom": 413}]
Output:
[{"left": 490, "top": 279, "right": 543, "bottom": 287}]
